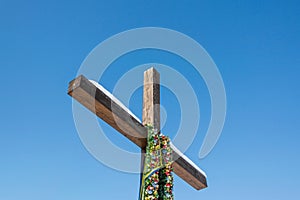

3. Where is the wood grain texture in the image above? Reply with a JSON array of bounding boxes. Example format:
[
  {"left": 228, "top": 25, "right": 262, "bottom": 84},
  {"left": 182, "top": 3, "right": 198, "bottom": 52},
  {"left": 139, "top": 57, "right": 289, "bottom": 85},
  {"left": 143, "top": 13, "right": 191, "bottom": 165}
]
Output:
[
  {"left": 68, "top": 75, "right": 147, "bottom": 148},
  {"left": 143, "top": 67, "right": 160, "bottom": 131},
  {"left": 68, "top": 75, "right": 207, "bottom": 190}
]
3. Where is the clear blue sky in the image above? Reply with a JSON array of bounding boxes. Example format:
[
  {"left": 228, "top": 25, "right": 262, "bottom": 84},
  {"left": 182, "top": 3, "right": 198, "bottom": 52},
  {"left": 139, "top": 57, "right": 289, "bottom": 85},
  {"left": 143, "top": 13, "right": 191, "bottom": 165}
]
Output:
[{"left": 1, "top": 0, "right": 299, "bottom": 199}]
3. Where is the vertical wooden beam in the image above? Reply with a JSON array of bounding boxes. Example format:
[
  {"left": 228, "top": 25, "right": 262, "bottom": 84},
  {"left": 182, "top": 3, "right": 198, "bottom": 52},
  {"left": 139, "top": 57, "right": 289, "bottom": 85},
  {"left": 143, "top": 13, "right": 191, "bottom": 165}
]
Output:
[
  {"left": 142, "top": 67, "right": 160, "bottom": 130},
  {"left": 139, "top": 67, "right": 161, "bottom": 198}
]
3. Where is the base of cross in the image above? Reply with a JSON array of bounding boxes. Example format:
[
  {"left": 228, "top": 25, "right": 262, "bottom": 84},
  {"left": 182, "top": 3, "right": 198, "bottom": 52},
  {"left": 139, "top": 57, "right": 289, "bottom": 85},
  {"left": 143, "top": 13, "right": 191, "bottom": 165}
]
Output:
[{"left": 139, "top": 125, "right": 174, "bottom": 200}]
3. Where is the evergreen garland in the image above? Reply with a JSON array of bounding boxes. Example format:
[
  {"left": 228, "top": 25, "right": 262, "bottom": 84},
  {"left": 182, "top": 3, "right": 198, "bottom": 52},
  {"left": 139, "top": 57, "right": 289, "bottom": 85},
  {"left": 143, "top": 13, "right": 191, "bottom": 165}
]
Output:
[
  {"left": 159, "top": 135, "right": 174, "bottom": 200},
  {"left": 140, "top": 125, "right": 174, "bottom": 200}
]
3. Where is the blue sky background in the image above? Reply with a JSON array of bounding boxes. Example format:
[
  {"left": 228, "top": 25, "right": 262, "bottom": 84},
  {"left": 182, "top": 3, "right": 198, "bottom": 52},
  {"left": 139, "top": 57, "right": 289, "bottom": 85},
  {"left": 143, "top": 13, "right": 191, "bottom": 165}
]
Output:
[{"left": 1, "top": 0, "right": 300, "bottom": 199}]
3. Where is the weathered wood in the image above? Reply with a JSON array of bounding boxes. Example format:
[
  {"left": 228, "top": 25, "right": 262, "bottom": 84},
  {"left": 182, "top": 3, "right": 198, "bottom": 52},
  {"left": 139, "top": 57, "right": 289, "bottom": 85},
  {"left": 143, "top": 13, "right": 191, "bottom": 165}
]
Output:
[
  {"left": 68, "top": 75, "right": 207, "bottom": 190},
  {"left": 143, "top": 67, "right": 160, "bottom": 131},
  {"left": 172, "top": 151, "right": 208, "bottom": 190},
  {"left": 68, "top": 75, "right": 147, "bottom": 148}
]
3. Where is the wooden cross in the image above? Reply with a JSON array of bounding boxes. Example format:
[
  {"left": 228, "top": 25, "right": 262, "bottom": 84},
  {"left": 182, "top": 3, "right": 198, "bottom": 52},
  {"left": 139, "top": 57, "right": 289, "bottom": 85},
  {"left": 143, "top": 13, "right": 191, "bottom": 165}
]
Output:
[{"left": 68, "top": 67, "right": 207, "bottom": 194}]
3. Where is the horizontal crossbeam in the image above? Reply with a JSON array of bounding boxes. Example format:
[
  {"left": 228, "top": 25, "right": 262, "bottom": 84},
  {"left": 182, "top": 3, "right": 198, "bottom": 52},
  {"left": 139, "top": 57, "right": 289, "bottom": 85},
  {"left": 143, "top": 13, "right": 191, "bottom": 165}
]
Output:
[{"left": 68, "top": 75, "right": 207, "bottom": 190}]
